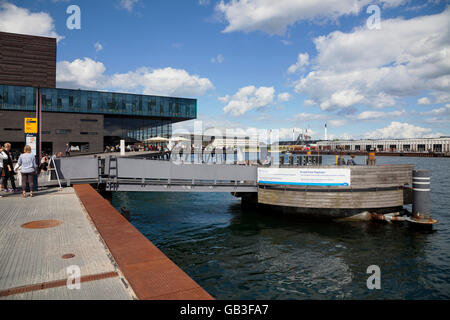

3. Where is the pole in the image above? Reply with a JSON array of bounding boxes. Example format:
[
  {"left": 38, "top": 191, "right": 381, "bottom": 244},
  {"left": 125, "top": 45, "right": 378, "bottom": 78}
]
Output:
[{"left": 412, "top": 170, "right": 430, "bottom": 220}]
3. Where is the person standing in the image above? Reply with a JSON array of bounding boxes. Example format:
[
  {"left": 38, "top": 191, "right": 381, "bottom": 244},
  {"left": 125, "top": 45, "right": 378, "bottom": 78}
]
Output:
[
  {"left": 0, "top": 146, "right": 8, "bottom": 197},
  {"left": 17, "top": 145, "right": 37, "bottom": 198},
  {"left": 346, "top": 154, "right": 357, "bottom": 166},
  {"left": 1, "top": 143, "right": 18, "bottom": 192},
  {"left": 65, "top": 143, "right": 71, "bottom": 157}
]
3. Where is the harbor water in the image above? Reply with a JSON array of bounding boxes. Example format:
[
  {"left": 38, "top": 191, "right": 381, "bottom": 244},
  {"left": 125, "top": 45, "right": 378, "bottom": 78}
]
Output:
[{"left": 111, "top": 156, "right": 450, "bottom": 299}]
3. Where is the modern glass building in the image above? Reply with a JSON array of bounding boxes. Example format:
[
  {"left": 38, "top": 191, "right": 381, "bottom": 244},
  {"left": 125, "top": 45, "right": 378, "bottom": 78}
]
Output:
[
  {"left": 0, "top": 31, "right": 197, "bottom": 155},
  {"left": 0, "top": 84, "right": 197, "bottom": 154}
]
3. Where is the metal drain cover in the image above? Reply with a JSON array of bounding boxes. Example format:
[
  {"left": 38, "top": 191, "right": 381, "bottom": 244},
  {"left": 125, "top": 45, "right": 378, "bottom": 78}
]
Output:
[{"left": 21, "top": 220, "right": 63, "bottom": 229}]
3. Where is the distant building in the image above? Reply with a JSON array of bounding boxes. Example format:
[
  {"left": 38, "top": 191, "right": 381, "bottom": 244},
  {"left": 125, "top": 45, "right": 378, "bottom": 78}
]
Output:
[
  {"left": 317, "top": 138, "right": 450, "bottom": 153},
  {"left": 0, "top": 31, "right": 196, "bottom": 155}
]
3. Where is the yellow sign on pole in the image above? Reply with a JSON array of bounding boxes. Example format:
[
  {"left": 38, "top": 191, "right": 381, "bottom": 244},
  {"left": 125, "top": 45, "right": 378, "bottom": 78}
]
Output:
[{"left": 24, "top": 118, "right": 38, "bottom": 134}]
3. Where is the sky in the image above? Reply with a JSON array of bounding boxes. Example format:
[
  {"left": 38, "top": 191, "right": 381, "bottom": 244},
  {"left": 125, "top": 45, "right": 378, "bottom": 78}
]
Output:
[{"left": 0, "top": 0, "right": 449, "bottom": 140}]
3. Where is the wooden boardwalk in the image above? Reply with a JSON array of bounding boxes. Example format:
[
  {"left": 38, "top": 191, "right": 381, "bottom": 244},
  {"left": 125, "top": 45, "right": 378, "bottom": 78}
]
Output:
[{"left": 0, "top": 186, "right": 213, "bottom": 300}]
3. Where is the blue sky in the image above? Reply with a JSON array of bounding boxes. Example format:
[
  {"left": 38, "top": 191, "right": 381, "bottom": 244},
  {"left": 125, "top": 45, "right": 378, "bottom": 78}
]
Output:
[{"left": 0, "top": 0, "right": 449, "bottom": 140}]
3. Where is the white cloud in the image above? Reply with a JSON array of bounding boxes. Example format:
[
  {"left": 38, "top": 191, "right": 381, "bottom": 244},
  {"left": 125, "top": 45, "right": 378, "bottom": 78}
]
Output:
[
  {"left": 216, "top": 0, "right": 407, "bottom": 35},
  {"left": 421, "top": 104, "right": 450, "bottom": 116},
  {"left": 328, "top": 119, "right": 348, "bottom": 127},
  {"left": 94, "top": 42, "right": 103, "bottom": 52},
  {"left": 319, "top": 90, "right": 364, "bottom": 111},
  {"left": 57, "top": 58, "right": 106, "bottom": 89},
  {"left": 277, "top": 92, "right": 291, "bottom": 102},
  {"left": 292, "top": 113, "right": 328, "bottom": 121},
  {"left": 327, "top": 132, "right": 354, "bottom": 140},
  {"left": 108, "top": 67, "right": 214, "bottom": 97},
  {"left": 198, "top": 0, "right": 210, "bottom": 5},
  {"left": 303, "top": 99, "right": 317, "bottom": 106},
  {"left": 56, "top": 58, "right": 214, "bottom": 97},
  {"left": 211, "top": 54, "right": 224, "bottom": 64},
  {"left": 222, "top": 86, "right": 275, "bottom": 116},
  {"left": 218, "top": 95, "right": 230, "bottom": 103},
  {"left": 294, "top": 8, "right": 450, "bottom": 112},
  {"left": 287, "top": 53, "right": 309, "bottom": 74},
  {"left": 364, "top": 121, "right": 440, "bottom": 139},
  {"left": 118, "top": 0, "right": 139, "bottom": 12},
  {"left": 0, "top": 2, "right": 63, "bottom": 41},
  {"left": 422, "top": 104, "right": 450, "bottom": 123},
  {"left": 418, "top": 97, "right": 431, "bottom": 105},
  {"left": 356, "top": 109, "right": 406, "bottom": 120}
]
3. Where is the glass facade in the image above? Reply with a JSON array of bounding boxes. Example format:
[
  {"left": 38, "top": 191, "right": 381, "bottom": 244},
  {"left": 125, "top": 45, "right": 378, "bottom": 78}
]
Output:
[
  {"left": 104, "top": 116, "right": 173, "bottom": 142},
  {"left": 0, "top": 84, "right": 196, "bottom": 145},
  {"left": 0, "top": 84, "right": 197, "bottom": 119}
]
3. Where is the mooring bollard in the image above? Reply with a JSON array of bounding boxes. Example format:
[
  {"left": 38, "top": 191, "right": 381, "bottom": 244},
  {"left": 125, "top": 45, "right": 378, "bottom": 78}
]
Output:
[{"left": 412, "top": 170, "right": 430, "bottom": 220}]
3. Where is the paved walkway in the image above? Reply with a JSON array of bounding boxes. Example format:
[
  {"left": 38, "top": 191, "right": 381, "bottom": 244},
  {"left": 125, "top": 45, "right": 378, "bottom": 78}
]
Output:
[
  {"left": 0, "top": 188, "right": 135, "bottom": 300},
  {"left": 0, "top": 185, "right": 213, "bottom": 300}
]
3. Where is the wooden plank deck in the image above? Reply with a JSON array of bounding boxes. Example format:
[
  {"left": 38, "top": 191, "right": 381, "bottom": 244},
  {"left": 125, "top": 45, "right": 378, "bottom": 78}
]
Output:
[{"left": 0, "top": 187, "right": 135, "bottom": 300}]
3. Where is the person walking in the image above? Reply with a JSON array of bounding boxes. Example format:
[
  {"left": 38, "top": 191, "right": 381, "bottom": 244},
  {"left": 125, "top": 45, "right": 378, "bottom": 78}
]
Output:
[
  {"left": 0, "top": 146, "right": 9, "bottom": 198},
  {"left": 2, "top": 143, "right": 18, "bottom": 192},
  {"left": 17, "top": 145, "right": 37, "bottom": 198},
  {"left": 65, "top": 143, "right": 71, "bottom": 157}
]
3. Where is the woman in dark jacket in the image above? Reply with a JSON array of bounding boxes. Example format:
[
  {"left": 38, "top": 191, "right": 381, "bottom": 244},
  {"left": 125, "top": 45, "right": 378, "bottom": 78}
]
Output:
[{"left": 2, "top": 143, "right": 18, "bottom": 192}]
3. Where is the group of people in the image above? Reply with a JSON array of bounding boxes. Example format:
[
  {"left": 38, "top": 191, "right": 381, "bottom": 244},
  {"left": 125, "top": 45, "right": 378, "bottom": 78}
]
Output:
[{"left": 0, "top": 143, "right": 51, "bottom": 199}]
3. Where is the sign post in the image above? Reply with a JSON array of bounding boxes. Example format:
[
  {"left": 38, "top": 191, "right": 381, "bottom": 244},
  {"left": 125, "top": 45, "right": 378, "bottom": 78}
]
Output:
[{"left": 24, "top": 118, "right": 38, "bottom": 155}]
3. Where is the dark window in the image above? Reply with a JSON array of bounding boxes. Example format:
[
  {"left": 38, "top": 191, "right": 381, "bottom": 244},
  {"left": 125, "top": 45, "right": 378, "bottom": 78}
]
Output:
[
  {"left": 56, "top": 129, "right": 72, "bottom": 134},
  {"left": 69, "top": 96, "right": 74, "bottom": 107},
  {"left": 42, "top": 131, "right": 51, "bottom": 134},
  {"left": 57, "top": 98, "right": 62, "bottom": 108},
  {"left": 122, "top": 101, "right": 126, "bottom": 110},
  {"left": 80, "top": 119, "right": 98, "bottom": 122},
  {"left": 20, "top": 95, "right": 25, "bottom": 106},
  {"left": 433, "top": 144, "right": 442, "bottom": 152},
  {"left": 80, "top": 132, "right": 98, "bottom": 135},
  {"left": 3, "top": 128, "right": 21, "bottom": 131},
  {"left": 87, "top": 100, "right": 92, "bottom": 110}
]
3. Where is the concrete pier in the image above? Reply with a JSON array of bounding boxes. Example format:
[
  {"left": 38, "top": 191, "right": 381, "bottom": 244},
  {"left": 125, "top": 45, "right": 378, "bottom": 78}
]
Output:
[{"left": 0, "top": 186, "right": 213, "bottom": 300}]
